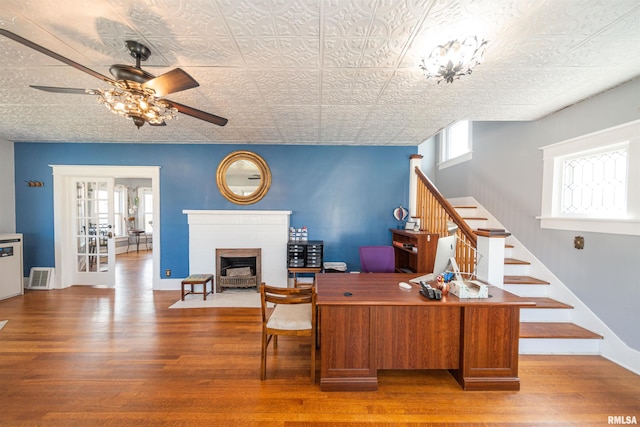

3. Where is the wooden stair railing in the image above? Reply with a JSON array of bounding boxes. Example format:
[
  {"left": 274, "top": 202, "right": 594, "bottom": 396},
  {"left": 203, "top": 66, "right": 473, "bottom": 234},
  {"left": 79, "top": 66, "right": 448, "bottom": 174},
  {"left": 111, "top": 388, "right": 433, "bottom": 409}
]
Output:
[{"left": 413, "top": 166, "right": 478, "bottom": 277}]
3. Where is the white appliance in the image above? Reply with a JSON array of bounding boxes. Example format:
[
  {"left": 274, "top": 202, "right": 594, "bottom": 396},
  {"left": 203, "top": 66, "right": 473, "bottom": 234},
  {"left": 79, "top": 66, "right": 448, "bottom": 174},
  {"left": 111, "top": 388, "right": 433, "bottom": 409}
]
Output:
[{"left": 0, "top": 233, "right": 23, "bottom": 300}]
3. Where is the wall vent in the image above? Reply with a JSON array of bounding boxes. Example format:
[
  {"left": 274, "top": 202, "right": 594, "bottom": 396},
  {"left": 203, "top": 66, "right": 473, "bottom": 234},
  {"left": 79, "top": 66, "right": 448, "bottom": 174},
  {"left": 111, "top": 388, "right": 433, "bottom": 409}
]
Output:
[{"left": 27, "top": 267, "right": 54, "bottom": 290}]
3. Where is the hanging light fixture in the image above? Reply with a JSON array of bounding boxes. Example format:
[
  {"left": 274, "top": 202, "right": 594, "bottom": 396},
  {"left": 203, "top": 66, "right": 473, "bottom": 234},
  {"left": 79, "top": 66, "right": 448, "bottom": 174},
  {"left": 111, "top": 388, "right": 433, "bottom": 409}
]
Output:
[
  {"left": 419, "top": 36, "right": 487, "bottom": 84},
  {"left": 90, "top": 81, "right": 178, "bottom": 129}
]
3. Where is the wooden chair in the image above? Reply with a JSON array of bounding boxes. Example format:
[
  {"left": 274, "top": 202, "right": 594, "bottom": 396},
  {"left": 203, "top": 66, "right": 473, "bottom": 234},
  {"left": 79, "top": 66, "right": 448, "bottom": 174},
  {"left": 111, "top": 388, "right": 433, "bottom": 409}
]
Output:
[{"left": 260, "top": 283, "right": 316, "bottom": 383}]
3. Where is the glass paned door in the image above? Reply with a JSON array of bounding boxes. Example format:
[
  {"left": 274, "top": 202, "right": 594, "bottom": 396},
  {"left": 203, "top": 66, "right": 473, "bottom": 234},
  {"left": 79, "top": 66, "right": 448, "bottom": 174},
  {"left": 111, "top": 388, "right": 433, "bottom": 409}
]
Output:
[{"left": 72, "top": 178, "right": 115, "bottom": 286}]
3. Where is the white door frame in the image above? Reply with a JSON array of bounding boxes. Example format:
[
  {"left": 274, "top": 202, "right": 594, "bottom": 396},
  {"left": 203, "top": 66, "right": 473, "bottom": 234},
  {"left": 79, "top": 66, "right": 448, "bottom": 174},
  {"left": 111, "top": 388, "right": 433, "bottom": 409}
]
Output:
[{"left": 51, "top": 165, "right": 160, "bottom": 290}]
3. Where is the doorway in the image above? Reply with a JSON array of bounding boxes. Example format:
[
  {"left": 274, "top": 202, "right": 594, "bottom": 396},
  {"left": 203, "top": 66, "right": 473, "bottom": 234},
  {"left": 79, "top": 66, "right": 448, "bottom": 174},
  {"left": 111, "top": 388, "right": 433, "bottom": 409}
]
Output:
[
  {"left": 116, "top": 178, "right": 153, "bottom": 289},
  {"left": 52, "top": 165, "right": 160, "bottom": 290},
  {"left": 116, "top": 178, "right": 153, "bottom": 255}
]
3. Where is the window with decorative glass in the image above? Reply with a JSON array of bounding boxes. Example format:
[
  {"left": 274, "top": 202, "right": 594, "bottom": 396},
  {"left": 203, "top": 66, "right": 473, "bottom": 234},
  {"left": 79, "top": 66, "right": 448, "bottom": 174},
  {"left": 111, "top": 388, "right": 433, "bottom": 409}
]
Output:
[
  {"left": 560, "top": 145, "right": 627, "bottom": 217},
  {"left": 539, "top": 120, "right": 640, "bottom": 235}
]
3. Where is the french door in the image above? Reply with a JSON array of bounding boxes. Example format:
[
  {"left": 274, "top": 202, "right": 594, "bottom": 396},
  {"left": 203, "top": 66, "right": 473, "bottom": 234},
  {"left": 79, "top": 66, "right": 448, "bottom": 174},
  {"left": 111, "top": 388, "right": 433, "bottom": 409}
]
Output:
[
  {"left": 70, "top": 177, "right": 116, "bottom": 286},
  {"left": 52, "top": 165, "right": 160, "bottom": 290}
]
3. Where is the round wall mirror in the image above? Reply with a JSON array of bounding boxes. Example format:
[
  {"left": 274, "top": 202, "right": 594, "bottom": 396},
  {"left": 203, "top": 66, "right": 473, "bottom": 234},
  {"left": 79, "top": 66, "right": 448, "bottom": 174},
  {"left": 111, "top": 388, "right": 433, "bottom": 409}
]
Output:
[{"left": 216, "top": 151, "right": 271, "bottom": 205}]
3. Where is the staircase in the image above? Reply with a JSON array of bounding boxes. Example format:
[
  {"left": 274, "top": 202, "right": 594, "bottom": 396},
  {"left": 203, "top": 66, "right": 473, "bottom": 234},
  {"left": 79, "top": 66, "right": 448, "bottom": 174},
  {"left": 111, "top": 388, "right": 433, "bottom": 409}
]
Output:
[{"left": 452, "top": 200, "right": 603, "bottom": 355}]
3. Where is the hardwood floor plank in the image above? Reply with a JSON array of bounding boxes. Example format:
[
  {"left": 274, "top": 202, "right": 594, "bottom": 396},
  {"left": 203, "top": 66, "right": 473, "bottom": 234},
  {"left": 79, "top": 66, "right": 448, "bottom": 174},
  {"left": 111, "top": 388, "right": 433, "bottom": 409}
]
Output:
[{"left": 0, "top": 251, "right": 638, "bottom": 425}]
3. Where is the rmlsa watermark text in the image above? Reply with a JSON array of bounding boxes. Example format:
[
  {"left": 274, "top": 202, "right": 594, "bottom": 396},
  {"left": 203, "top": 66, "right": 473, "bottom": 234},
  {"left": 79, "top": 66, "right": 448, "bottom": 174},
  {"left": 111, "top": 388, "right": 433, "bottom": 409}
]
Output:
[{"left": 608, "top": 415, "right": 637, "bottom": 425}]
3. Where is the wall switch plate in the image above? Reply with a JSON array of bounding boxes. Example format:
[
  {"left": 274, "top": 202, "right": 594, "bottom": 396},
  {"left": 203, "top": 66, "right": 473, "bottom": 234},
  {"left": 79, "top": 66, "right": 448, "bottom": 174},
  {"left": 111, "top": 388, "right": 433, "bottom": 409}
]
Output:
[
  {"left": 165, "top": 269, "right": 171, "bottom": 277},
  {"left": 574, "top": 236, "right": 584, "bottom": 249}
]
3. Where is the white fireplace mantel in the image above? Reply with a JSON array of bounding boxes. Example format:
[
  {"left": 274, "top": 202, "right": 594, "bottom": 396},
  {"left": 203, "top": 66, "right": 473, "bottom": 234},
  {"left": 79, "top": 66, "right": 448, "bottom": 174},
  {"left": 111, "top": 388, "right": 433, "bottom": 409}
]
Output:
[{"left": 183, "top": 210, "right": 292, "bottom": 289}]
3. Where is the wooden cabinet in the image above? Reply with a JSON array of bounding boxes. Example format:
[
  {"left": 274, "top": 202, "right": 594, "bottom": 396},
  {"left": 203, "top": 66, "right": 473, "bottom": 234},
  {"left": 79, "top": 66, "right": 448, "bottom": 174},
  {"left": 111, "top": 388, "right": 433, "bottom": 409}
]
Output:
[{"left": 389, "top": 229, "right": 439, "bottom": 273}]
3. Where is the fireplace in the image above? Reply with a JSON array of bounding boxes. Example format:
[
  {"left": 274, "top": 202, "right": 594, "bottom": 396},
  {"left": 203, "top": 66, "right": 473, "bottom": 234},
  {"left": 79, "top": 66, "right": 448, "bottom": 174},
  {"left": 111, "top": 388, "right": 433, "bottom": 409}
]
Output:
[
  {"left": 183, "top": 210, "right": 291, "bottom": 290},
  {"left": 216, "top": 248, "right": 261, "bottom": 292}
]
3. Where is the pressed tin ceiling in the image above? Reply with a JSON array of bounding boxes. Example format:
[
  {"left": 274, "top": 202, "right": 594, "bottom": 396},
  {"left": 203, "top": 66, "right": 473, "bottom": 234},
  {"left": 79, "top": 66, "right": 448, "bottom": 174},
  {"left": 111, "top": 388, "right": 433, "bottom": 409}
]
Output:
[{"left": 0, "top": 0, "right": 638, "bottom": 146}]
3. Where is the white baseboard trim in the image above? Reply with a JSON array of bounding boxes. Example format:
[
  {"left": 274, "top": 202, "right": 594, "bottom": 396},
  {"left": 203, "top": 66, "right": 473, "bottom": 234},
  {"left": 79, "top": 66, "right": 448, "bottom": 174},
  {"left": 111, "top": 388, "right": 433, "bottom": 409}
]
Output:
[
  {"left": 156, "top": 278, "right": 183, "bottom": 291},
  {"left": 601, "top": 338, "right": 640, "bottom": 375}
]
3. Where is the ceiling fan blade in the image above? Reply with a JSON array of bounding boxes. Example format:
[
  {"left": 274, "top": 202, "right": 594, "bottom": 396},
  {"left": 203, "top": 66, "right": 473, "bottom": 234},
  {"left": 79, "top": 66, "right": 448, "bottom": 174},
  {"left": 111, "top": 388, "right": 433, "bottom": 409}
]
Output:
[
  {"left": 142, "top": 68, "right": 199, "bottom": 97},
  {"left": 165, "top": 100, "right": 228, "bottom": 127},
  {"left": 30, "top": 85, "right": 92, "bottom": 95},
  {"left": 0, "top": 29, "right": 116, "bottom": 85}
]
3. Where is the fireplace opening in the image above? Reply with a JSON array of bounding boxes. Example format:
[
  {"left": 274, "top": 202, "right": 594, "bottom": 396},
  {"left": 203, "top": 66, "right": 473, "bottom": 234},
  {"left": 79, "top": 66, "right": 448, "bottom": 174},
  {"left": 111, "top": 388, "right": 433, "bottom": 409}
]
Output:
[{"left": 216, "top": 248, "right": 261, "bottom": 293}]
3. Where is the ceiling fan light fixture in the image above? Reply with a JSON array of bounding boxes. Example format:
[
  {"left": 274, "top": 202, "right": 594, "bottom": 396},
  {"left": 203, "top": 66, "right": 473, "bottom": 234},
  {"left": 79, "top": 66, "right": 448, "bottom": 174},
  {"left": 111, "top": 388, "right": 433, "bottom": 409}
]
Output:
[
  {"left": 0, "top": 29, "right": 227, "bottom": 128},
  {"left": 419, "top": 36, "right": 487, "bottom": 84},
  {"left": 95, "top": 87, "right": 177, "bottom": 127}
]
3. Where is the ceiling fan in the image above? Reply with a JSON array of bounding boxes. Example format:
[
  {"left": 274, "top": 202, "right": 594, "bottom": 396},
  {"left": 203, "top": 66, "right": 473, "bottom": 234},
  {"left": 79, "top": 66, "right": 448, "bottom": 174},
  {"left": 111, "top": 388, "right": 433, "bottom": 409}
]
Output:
[{"left": 0, "top": 29, "right": 228, "bottom": 128}]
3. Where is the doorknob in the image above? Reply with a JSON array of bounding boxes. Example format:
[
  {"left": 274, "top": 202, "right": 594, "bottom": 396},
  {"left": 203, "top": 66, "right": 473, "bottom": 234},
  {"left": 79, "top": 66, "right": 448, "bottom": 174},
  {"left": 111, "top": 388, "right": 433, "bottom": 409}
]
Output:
[{"left": 108, "top": 231, "right": 113, "bottom": 238}]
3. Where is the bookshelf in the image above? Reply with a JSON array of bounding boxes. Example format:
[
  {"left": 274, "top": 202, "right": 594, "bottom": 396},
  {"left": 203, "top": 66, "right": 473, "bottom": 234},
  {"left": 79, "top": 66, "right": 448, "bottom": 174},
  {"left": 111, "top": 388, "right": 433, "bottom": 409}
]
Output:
[{"left": 389, "top": 229, "right": 439, "bottom": 273}]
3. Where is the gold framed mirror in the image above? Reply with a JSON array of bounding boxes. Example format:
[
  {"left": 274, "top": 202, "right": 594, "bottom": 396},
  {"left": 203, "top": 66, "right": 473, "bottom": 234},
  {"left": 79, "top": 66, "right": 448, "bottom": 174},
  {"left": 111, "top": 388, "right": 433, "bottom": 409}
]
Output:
[{"left": 216, "top": 151, "right": 271, "bottom": 205}]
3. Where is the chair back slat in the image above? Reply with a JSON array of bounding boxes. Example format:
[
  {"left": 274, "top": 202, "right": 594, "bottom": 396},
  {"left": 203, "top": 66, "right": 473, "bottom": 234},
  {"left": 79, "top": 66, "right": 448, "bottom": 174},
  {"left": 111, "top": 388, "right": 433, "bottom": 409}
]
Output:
[
  {"left": 260, "top": 283, "right": 315, "bottom": 321},
  {"left": 264, "top": 294, "right": 312, "bottom": 304}
]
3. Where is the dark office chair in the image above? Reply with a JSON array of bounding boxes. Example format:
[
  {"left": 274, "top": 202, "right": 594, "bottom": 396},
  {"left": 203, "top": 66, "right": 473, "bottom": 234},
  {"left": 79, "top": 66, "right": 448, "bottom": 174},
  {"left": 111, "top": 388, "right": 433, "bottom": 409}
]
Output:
[{"left": 359, "top": 246, "right": 395, "bottom": 273}]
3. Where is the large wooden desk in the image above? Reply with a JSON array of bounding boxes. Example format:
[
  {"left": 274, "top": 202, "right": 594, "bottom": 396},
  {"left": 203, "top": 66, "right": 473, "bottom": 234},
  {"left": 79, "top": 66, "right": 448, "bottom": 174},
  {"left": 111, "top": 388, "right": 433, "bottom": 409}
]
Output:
[{"left": 316, "top": 273, "right": 535, "bottom": 392}]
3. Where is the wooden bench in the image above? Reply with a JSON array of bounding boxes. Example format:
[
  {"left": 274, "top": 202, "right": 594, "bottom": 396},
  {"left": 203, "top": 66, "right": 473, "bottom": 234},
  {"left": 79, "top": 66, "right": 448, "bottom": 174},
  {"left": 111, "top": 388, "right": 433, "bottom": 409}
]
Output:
[{"left": 181, "top": 274, "right": 214, "bottom": 301}]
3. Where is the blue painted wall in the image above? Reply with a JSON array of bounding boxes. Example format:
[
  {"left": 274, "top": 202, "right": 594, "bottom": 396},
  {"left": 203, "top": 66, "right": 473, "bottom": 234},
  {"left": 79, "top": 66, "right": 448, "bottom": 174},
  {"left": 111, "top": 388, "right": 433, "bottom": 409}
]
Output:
[{"left": 14, "top": 143, "right": 415, "bottom": 277}]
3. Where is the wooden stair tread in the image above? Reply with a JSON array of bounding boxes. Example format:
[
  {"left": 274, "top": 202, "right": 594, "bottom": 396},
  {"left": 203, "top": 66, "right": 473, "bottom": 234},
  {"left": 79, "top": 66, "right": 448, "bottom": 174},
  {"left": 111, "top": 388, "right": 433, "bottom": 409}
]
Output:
[
  {"left": 520, "top": 322, "right": 603, "bottom": 339},
  {"left": 505, "top": 244, "right": 514, "bottom": 248},
  {"left": 452, "top": 205, "right": 477, "bottom": 209},
  {"left": 504, "top": 275, "right": 550, "bottom": 285},
  {"left": 522, "top": 297, "right": 573, "bottom": 309},
  {"left": 505, "top": 257, "right": 530, "bottom": 265},
  {"left": 463, "top": 217, "right": 488, "bottom": 220}
]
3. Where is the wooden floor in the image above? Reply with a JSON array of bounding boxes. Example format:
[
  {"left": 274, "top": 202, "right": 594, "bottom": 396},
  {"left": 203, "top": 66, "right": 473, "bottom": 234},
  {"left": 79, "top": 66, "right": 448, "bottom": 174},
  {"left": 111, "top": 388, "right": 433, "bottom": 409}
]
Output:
[{"left": 1, "top": 251, "right": 638, "bottom": 426}]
